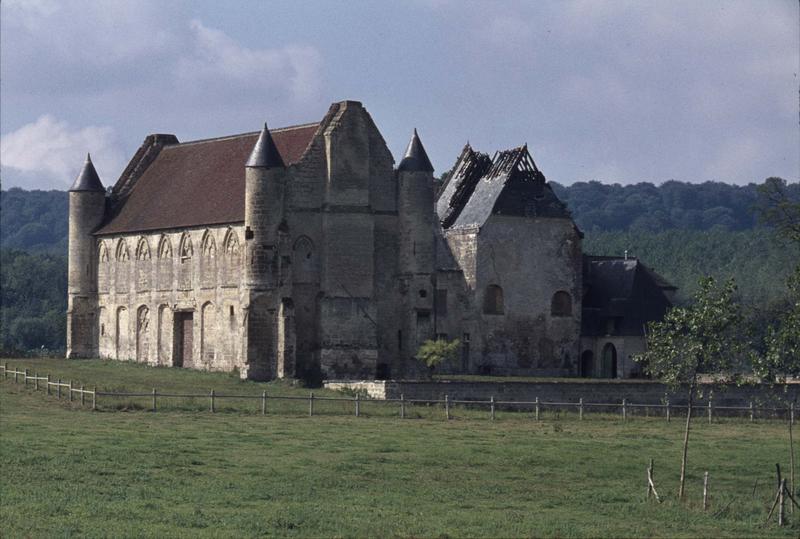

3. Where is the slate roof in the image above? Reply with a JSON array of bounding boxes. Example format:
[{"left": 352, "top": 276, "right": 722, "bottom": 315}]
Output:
[
  {"left": 436, "top": 144, "right": 570, "bottom": 229},
  {"left": 70, "top": 154, "right": 105, "bottom": 192},
  {"left": 581, "top": 255, "right": 675, "bottom": 336},
  {"left": 398, "top": 129, "right": 434, "bottom": 172},
  {"left": 96, "top": 123, "right": 318, "bottom": 235}
]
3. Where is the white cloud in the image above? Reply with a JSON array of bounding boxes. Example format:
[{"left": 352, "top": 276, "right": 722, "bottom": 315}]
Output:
[
  {"left": 1, "top": 115, "right": 125, "bottom": 189},
  {"left": 178, "top": 20, "right": 322, "bottom": 103}
]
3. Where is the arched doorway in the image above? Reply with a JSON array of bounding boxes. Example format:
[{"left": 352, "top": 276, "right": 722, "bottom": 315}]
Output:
[
  {"left": 580, "top": 350, "right": 594, "bottom": 378},
  {"left": 601, "top": 343, "right": 617, "bottom": 378}
]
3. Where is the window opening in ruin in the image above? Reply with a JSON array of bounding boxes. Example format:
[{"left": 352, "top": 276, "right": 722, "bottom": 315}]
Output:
[
  {"left": 418, "top": 289, "right": 427, "bottom": 298},
  {"left": 229, "top": 305, "right": 234, "bottom": 316},
  {"left": 601, "top": 343, "right": 617, "bottom": 378},
  {"left": 580, "top": 350, "right": 593, "bottom": 377},
  {"left": 435, "top": 289, "right": 448, "bottom": 316},
  {"left": 483, "top": 285, "right": 504, "bottom": 315},
  {"left": 551, "top": 291, "right": 572, "bottom": 317}
]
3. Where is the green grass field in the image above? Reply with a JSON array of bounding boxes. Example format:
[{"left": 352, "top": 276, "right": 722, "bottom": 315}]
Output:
[{"left": 1, "top": 359, "right": 797, "bottom": 538}]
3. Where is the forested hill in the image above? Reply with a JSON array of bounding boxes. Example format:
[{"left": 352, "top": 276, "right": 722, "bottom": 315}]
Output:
[
  {"left": 3, "top": 180, "right": 798, "bottom": 253},
  {"left": 549, "top": 179, "right": 799, "bottom": 233}
]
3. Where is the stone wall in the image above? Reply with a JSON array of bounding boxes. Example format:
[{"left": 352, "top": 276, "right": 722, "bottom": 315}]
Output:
[
  {"left": 324, "top": 379, "right": 796, "bottom": 408},
  {"left": 96, "top": 224, "right": 245, "bottom": 372}
]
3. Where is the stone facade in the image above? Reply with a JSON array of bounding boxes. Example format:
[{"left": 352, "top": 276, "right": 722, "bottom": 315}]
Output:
[{"left": 66, "top": 100, "right": 674, "bottom": 381}]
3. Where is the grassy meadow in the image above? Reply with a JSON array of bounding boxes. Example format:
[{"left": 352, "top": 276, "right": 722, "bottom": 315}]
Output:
[{"left": 0, "top": 359, "right": 797, "bottom": 538}]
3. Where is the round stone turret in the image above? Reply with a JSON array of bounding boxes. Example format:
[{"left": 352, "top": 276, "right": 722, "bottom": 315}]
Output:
[
  {"left": 397, "top": 129, "right": 435, "bottom": 275},
  {"left": 67, "top": 154, "right": 106, "bottom": 358},
  {"left": 244, "top": 122, "right": 287, "bottom": 290}
]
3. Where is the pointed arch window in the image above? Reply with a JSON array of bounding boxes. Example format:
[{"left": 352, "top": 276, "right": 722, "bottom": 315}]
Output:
[
  {"left": 200, "top": 231, "right": 217, "bottom": 289},
  {"left": 222, "top": 229, "right": 241, "bottom": 287},
  {"left": 178, "top": 234, "right": 193, "bottom": 290},
  {"left": 157, "top": 236, "right": 173, "bottom": 291},
  {"left": 115, "top": 239, "right": 131, "bottom": 293},
  {"left": 97, "top": 241, "right": 110, "bottom": 293},
  {"left": 135, "top": 237, "right": 152, "bottom": 292}
]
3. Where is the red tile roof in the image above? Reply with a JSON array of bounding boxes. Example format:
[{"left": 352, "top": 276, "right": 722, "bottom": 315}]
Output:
[{"left": 96, "top": 123, "right": 319, "bottom": 235}]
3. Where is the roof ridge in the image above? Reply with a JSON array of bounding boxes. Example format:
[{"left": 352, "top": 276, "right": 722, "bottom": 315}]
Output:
[{"left": 174, "top": 122, "right": 320, "bottom": 147}]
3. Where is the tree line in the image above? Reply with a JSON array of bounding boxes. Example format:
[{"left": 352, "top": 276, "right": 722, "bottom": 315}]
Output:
[{"left": 1, "top": 178, "right": 797, "bottom": 354}]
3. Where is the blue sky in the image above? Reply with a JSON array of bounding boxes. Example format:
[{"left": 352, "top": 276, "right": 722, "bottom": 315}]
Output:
[{"left": 1, "top": 0, "right": 798, "bottom": 190}]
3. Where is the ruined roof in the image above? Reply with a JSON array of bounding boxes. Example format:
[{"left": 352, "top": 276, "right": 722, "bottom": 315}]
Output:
[
  {"left": 436, "top": 144, "right": 492, "bottom": 228},
  {"left": 70, "top": 154, "right": 105, "bottom": 192},
  {"left": 439, "top": 145, "right": 571, "bottom": 229},
  {"left": 398, "top": 129, "right": 434, "bottom": 173},
  {"left": 581, "top": 255, "right": 675, "bottom": 336},
  {"left": 96, "top": 122, "right": 318, "bottom": 235},
  {"left": 246, "top": 122, "right": 286, "bottom": 169}
]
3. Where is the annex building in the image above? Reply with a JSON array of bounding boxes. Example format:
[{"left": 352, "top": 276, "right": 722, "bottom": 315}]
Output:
[{"left": 66, "top": 100, "right": 675, "bottom": 381}]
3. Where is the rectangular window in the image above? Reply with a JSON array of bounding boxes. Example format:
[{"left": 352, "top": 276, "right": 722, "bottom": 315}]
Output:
[{"left": 435, "top": 289, "right": 448, "bottom": 316}]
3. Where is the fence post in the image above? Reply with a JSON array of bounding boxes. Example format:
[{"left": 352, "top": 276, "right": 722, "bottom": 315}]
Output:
[
  {"left": 46, "top": 374, "right": 51, "bottom": 396},
  {"left": 535, "top": 397, "right": 540, "bottom": 421},
  {"left": 490, "top": 396, "right": 496, "bottom": 421},
  {"left": 792, "top": 402, "right": 795, "bottom": 426},
  {"left": 707, "top": 400, "right": 712, "bottom": 424},
  {"left": 69, "top": 380, "right": 73, "bottom": 402},
  {"left": 14, "top": 367, "right": 18, "bottom": 383},
  {"left": 24, "top": 368, "right": 28, "bottom": 387},
  {"left": 261, "top": 391, "right": 266, "bottom": 415},
  {"left": 152, "top": 388, "right": 157, "bottom": 412},
  {"left": 579, "top": 398, "right": 584, "bottom": 421},
  {"left": 622, "top": 398, "right": 627, "bottom": 421},
  {"left": 750, "top": 401, "right": 754, "bottom": 422},
  {"left": 779, "top": 478, "right": 787, "bottom": 526},
  {"left": 400, "top": 394, "right": 405, "bottom": 419},
  {"left": 34, "top": 372, "right": 39, "bottom": 391},
  {"left": 81, "top": 385, "right": 85, "bottom": 406},
  {"left": 703, "top": 471, "right": 709, "bottom": 511},
  {"left": 92, "top": 386, "right": 97, "bottom": 411},
  {"left": 210, "top": 389, "right": 215, "bottom": 413},
  {"left": 3, "top": 362, "right": 7, "bottom": 379},
  {"left": 666, "top": 399, "right": 670, "bottom": 422},
  {"left": 309, "top": 392, "right": 314, "bottom": 417},
  {"left": 355, "top": 393, "right": 360, "bottom": 417},
  {"left": 445, "top": 395, "right": 450, "bottom": 420},
  {"left": 57, "top": 378, "right": 61, "bottom": 399}
]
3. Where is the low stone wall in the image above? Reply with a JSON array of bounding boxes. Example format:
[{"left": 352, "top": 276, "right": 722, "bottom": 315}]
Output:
[{"left": 324, "top": 379, "right": 795, "bottom": 408}]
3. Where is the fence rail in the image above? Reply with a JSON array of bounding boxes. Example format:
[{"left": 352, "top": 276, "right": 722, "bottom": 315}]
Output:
[{"left": 1, "top": 363, "right": 794, "bottom": 423}]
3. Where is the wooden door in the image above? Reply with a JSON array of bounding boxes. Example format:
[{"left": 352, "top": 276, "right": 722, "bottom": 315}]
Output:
[{"left": 174, "top": 312, "right": 194, "bottom": 368}]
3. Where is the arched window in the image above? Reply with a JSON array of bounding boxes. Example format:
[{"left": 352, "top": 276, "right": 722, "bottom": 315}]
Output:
[
  {"left": 115, "top": 239, "right": 130, "bottom": 293},
  {"left": 551, "top": 291, "right": 572, "bottom": 317},
  {"left": 136, "top": 305, "right": 150, "bottom": 363},
  {"left": 157, "top": 236, "right": 173, "bottom": 291},
  {"left": 201, "top": 301, "right": 216, "bottom": 364},
  {"left": 483, "top": 285, "right": 504, "bottom": 315},
  {"left": 601, "top": 343, "right": 617, "bottom": 379},
  {"left": 178, "top": 234, "right": 193, "bottom": 290},
  {"left": 292, "top": 235, "right": 317, "bottom": 284},
  {"left": 97, "top": 241, "right": 109, "bottom": 293},
  {"left": 135, "top": 237, "right": 151, "bottom": 292},
  {"left": 200, "top": 230, "right": 217, "bottom": 289},
  {"left": 222, "top": 228, "right": 241, "bottom": 287}
]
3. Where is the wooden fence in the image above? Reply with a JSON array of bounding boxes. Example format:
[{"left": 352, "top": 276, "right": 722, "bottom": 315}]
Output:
[{"left": 1, "top": 363, "right": 794, "bottom": 423}]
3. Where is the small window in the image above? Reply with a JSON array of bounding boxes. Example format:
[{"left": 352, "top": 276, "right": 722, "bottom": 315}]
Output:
[
  {"left": 229, "top": 305, "right": 234, "bottom": 316},
  {"left": 551, "top": 291, "right": 572, "bottom": 317},
  {"left": 435, "top": 289, "right": 447, "bottom": 316},
  {"left": 100, "top": 324, "right": 105, "bottom": 336},
  {"left": 483, "top": 285, "right": 504, "bottom": 315},
  {"left": 463, "top": 332, "right": 470, "bottom": 343},
  {"left": 419, "top": 289, "right": 427, "bottom": 298}
]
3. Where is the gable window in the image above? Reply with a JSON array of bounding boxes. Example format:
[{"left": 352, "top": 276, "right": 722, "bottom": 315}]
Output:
[
  {"left": 551, "top": 291, "right": 572, "bottom": 317},
  {"left": 483, "top": 285, "right": 504, "bottom": 315}
]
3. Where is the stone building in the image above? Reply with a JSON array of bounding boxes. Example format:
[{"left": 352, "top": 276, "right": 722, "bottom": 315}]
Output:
[{"left": 66, "top": 100, "right": 673, "bottom": 380}]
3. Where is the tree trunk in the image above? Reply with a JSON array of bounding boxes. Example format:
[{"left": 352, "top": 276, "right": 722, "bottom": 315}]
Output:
[{"left": 679, "top": 382, "right": 695, "bottom": 501}]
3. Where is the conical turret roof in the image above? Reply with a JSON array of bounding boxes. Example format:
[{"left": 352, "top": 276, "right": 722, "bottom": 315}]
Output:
[
  {"left": 69, "top": 154, "right": 105, "bottom": 192},
  {"left": 246, "top": 122, "right": 285, "bottom": 168},
  {"left": 398, "top": 129, "right": 434, "bottom": 173}
]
